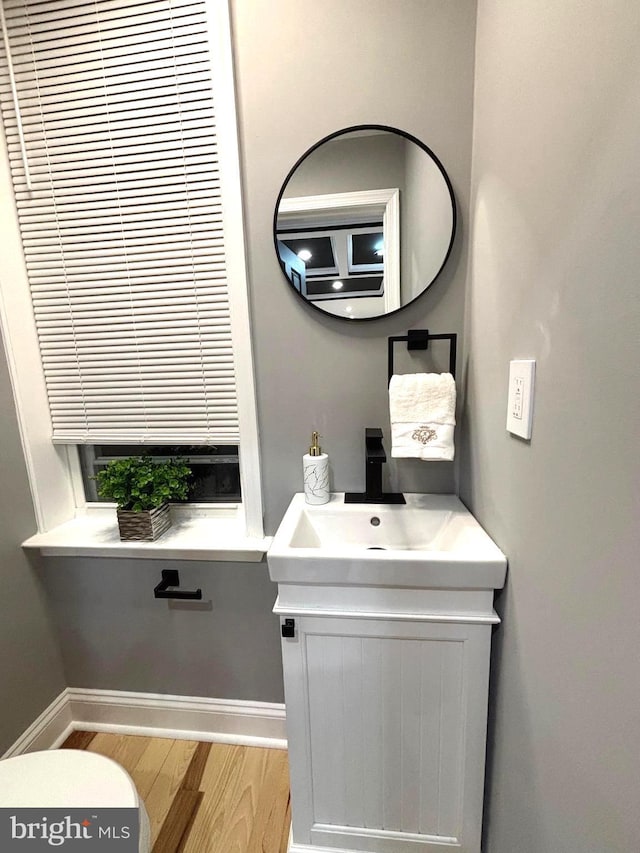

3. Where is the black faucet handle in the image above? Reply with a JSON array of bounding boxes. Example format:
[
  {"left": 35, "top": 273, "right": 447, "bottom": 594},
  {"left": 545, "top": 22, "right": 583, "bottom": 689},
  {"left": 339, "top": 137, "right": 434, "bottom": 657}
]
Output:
[
  {"left": 344, "top": 426, "right": 405, "bottom": 504},
  {"left": 365, "top": 427, "right": 386, "bottom": 461}
]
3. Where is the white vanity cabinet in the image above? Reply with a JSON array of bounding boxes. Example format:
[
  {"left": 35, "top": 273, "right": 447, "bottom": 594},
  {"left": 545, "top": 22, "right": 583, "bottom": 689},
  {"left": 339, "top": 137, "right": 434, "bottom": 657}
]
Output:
[
  {"left": 267, "top": 493, "right": 507, "bottom": 853},
  {"left": 275, "top": 589, "right": 499, "bottom": 853}
]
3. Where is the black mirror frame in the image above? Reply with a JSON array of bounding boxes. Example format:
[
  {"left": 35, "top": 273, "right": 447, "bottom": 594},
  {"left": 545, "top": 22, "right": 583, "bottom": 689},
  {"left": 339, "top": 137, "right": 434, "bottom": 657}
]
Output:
[{"left": 273, "top": 123, "right": 457, "bottom": 322}]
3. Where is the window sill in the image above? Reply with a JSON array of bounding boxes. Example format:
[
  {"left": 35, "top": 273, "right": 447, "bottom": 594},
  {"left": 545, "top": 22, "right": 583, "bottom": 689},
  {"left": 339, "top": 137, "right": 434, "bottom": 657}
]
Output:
[{"left": 22, "top": 507, "right": 271, "bottom": 562}]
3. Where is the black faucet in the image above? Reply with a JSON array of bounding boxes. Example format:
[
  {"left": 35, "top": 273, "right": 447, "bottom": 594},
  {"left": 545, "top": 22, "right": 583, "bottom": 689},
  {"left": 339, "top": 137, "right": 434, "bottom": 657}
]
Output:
[{"left": 345, "top": 428, "right": 406, "bottom": 504}]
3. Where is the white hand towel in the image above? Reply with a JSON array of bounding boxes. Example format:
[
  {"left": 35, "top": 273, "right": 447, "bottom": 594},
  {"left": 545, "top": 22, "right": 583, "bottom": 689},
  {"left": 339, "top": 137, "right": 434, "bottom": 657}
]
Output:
[{"left": 389, "top": 372, "right": 456, "bottom": 460}]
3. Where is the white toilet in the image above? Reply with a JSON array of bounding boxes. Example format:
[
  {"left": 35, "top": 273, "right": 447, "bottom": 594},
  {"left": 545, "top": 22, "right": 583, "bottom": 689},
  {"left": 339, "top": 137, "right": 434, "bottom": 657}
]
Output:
[{"left": 0, "top": 749, "right": 151, "bottom": 851}]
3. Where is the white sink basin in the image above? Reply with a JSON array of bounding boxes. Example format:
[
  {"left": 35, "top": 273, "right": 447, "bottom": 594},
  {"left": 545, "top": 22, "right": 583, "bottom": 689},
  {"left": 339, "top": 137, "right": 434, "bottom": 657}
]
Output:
[{"left": 268, "top": 493, "right": 507, "bottom": 589}]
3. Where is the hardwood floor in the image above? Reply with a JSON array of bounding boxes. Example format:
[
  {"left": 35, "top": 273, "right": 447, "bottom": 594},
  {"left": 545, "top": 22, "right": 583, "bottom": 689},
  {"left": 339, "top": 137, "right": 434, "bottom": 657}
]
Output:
[{"left": 60, "top": 731, "right": 291, "bottom": 853}]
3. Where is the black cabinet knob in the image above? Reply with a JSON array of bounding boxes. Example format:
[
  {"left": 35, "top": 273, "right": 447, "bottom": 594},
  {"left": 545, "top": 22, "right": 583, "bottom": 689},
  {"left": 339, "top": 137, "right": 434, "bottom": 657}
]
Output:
[{"left": 281, "top": 618, "right": 295, "bottom": 638}]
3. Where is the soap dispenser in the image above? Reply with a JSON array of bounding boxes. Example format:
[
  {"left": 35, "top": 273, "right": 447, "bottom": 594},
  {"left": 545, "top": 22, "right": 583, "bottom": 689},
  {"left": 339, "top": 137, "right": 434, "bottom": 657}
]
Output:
[{"left": 303, "top": 431, "right": 330, "bottom": 505}]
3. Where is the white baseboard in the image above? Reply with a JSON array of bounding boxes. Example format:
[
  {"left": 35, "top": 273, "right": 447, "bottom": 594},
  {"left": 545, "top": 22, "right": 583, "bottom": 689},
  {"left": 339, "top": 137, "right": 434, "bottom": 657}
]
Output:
[
  {"left": 68, "top": 688, "right": 287, "bottom": 749},
  {"left": 4, "top": 688, "right": 287, "bottom": 758},
  {"left": 2, "top": 690, "right": 73, "bottom": 759}
]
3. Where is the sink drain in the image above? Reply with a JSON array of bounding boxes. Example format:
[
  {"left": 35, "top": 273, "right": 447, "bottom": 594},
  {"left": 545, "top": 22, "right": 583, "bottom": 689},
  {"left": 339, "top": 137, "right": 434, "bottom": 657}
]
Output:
[
  {"left": 370, "top": 517, "right": 381, "bottom": 526},
  {"left": 367, "top": 546, "right": 386, "bottom": 550}
]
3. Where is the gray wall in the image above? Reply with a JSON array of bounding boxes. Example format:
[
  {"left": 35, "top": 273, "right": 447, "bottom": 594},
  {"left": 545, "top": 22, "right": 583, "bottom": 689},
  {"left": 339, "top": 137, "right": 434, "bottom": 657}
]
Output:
[
  {"left": 41, "top": 557, "right": 284, "bottom": 702},
  {"left": 283, "top": 132, "right": 406, "bottom": 198},
  {"left": 0, "top": 342, "right": 66, "bottom": 754},
  {"left": 233, "top": 0, "right": 477, "bottom": 533},
  {"left": 402, "top": 138, "right": 455, "bottom": 303},
  {"left": 463, "top": 2, "right": 640, "bottom": 851},
  {"left": 22, "top": 0, "right": 478, "bottom": 705}
]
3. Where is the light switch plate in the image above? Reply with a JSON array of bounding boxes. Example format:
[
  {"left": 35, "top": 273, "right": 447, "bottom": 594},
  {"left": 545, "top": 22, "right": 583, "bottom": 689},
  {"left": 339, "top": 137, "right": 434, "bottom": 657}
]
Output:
[{"left": 507, "top": 359, "right": 535, "bottom": 439}]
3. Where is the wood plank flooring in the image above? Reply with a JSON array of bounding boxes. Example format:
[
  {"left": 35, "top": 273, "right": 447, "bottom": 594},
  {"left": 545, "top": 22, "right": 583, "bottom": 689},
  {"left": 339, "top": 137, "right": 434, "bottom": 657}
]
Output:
[{"left": 60, "top": 731, "right": 291, "bottom": 853}]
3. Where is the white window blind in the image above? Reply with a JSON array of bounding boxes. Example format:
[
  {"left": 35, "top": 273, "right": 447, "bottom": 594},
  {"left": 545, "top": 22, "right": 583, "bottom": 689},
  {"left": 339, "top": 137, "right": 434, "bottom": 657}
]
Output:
[{"left": 0, "top": 0, "right": 240, "bottom": 444}]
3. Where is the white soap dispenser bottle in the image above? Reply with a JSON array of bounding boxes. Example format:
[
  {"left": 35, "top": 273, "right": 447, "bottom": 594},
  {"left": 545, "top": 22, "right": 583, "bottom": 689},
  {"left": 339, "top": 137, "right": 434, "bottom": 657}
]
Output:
[{"left": 303, "top": 431, "right": 330, "bottom": 505}]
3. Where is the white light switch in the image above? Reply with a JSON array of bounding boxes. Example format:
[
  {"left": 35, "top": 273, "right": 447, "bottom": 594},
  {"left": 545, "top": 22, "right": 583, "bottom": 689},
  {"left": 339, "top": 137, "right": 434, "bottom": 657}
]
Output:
[{"left": 507, "top": 360, "right": 535, "bottom": 439}]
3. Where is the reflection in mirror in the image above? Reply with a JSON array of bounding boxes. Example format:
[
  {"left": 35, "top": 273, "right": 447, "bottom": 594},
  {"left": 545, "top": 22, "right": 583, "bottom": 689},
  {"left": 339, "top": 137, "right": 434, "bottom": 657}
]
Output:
[{"left": 274, "top": 126, "right": 456, "bottom": 321}]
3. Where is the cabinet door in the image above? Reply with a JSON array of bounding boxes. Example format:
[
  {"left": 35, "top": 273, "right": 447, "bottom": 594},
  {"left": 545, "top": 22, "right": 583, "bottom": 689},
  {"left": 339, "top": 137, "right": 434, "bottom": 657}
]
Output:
[{"left": 281, "top": 615, "right": 492, "bottom": 853}]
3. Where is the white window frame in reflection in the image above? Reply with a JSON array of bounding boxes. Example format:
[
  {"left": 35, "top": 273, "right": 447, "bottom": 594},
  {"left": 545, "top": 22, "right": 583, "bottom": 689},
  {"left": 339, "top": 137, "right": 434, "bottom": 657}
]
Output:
[{"left": 277, "top": 188, "right": 400, "bottom": 314}]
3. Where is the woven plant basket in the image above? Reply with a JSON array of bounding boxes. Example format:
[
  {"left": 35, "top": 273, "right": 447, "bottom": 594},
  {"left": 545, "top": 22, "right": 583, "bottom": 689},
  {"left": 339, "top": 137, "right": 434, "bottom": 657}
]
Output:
[{"left": 116, "top": 503, "right": 171, "bottom": 541}]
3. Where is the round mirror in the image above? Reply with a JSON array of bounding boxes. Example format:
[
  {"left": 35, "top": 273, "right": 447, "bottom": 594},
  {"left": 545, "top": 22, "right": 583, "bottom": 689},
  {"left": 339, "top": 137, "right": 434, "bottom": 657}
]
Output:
[{"left": 274, "top": 125, "right": 456, "bottom": 321}]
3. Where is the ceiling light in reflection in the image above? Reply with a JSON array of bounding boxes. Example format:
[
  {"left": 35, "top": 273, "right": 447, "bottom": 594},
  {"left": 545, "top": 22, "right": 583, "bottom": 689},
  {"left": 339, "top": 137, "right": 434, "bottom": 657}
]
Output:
[
  {"left": 332, "top": 280, "right": 344, "bottom": 290},
  {"left": 375, "top": 241, "right": 384, "bottom": 257},
  {"left": 297, "top": 249, "right": 312, "bottom": 261}
]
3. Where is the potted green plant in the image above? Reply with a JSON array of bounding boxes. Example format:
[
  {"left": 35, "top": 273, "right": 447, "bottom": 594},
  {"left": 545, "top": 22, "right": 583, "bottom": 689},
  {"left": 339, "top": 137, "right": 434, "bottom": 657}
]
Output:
[{"left": 94, "top": 457, "right": 191, "bottom": 541}]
